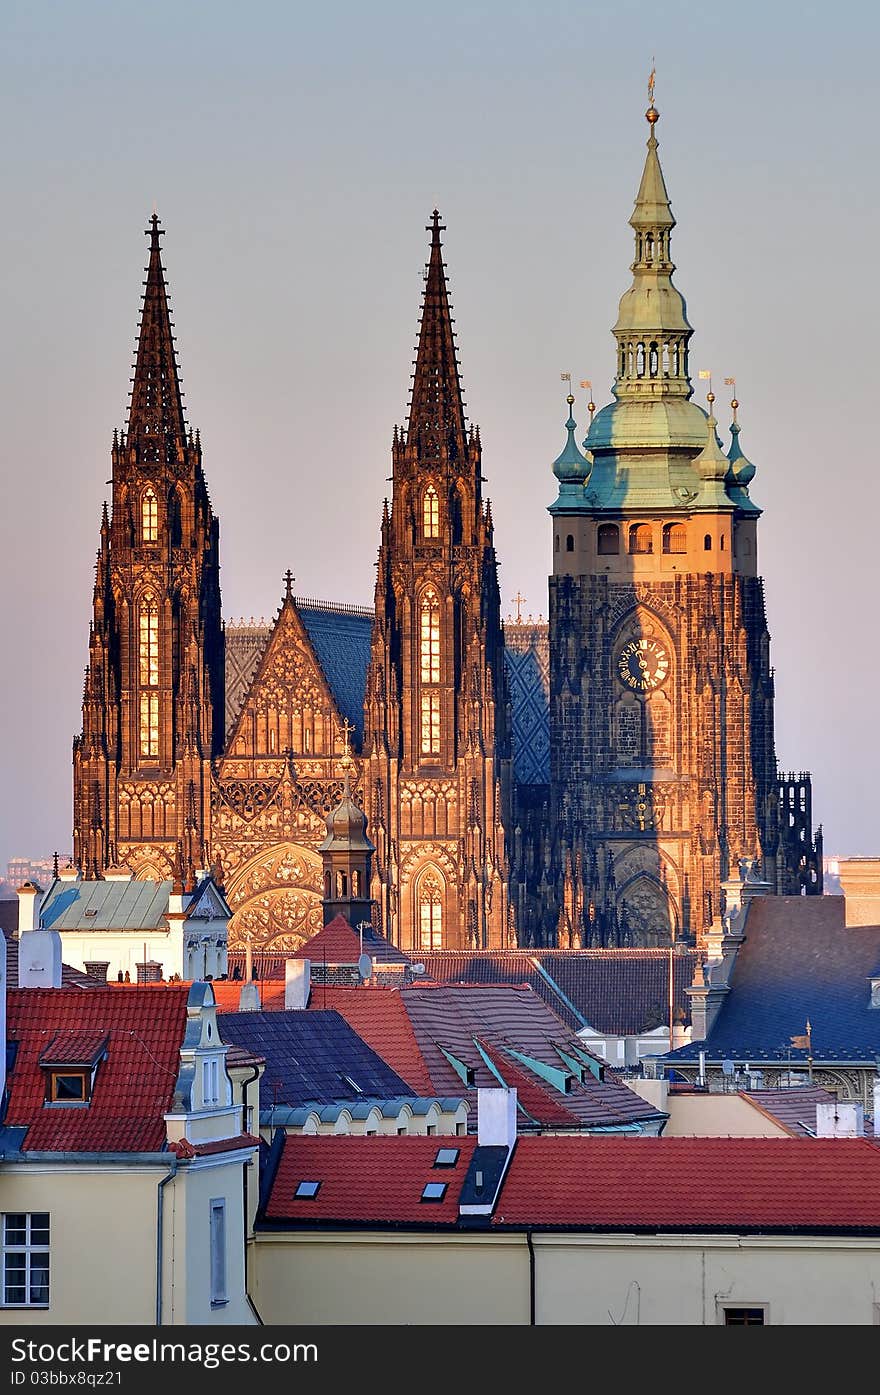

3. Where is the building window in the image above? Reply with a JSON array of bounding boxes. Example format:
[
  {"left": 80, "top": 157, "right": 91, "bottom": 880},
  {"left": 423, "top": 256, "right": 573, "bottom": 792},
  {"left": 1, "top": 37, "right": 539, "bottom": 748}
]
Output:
[
  {"left": 419, "top": 872, "right": 443, "bottom": 949},
  {"left": 629, "top": 523, "right": 653, "bottom": 554},
  {"left": 423, "top": 485, "right": 440, "bottom": 538},
  {"left": 141, "top": 487, "right": 158, "bottom": 542},
  {"left": 420, "top": 692, "right": 440, "bottom": 757},
  {"left": 47, "top": 1072, "right": 87, "bottom": 1103},
  {"left": 139, "top": 693, "right": 159, "bottom": 758},
  {"left": 139, "top": 597, "right": 159, "bottom": 688},
  {"left": 420, "top": 590, "right": 441, "bottom": 683},
  {"left": 202, "top": 1057, "right": 220, "bottom": 1107},
  {"left": 704, "top": 533, "right": 712, "bottom": 551},
  {"left": 663, "top": 523, "right": 687, "bottom": 554},
  {"left": 209, "top": 1200, "right": 227, "bottom": 1306},
  {"left": 721, "top": 1307, "right": 767, "bottom": 1325},
  {"left": 565, "top": 534, "right": 574, "bottom": 553},
  {"left": 2, "top": 1213, "right": 49, "bottom": 1308},
  {"left": 597, "top": 523, "right": 620, "bottom": 556}
]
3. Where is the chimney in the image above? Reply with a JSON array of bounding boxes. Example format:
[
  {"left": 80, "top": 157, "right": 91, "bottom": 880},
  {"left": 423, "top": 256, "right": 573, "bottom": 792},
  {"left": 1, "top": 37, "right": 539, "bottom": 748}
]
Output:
[
  {"left": 285, "top": 958, "right": 311, "bottom": 1011},
  {"left": 477, "top": 1087, "right": 518, "bottom": 1149},
  {"left": 83, "top": 961, "right": 110, "bottom": 984},
  {"left": 238, "top": 981, "right": 262, "bottom": 1011},
  {"left": 816, "top": 1100, "right": 864, "bottom": 1138},
  {"left": 17, "top": 927, "right": 63, "bottom": 989},
  {"left": 17, "top": 881, "right": 43, "bottom": 935}
]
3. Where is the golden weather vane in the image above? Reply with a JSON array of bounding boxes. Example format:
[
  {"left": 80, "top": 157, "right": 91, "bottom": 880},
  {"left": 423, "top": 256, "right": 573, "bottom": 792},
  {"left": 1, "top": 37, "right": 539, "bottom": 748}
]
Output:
[{"left": 648, "top": 60, "right": 656, "bottom": 107}]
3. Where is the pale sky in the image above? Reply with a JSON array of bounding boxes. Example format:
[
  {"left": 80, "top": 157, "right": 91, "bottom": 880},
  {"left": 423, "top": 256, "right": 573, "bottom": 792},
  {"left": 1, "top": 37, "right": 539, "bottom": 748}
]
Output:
[{"left": 1, "top": 0, "right": 877, "bottom": 869}]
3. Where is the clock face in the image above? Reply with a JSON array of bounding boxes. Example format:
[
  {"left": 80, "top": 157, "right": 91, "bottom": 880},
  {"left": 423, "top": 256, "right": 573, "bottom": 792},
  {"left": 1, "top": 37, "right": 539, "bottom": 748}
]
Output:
[{"left": 617, "top": 637, "right": 670, "bottom": 692}]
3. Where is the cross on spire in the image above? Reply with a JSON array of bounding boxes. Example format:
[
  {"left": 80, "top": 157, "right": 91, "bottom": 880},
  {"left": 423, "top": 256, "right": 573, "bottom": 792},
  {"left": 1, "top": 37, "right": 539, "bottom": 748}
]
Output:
[
  {"left": 283, "top": 569, "right": 295, "bottom": 599},
  {"left": 511, "top": 591, "right": 526, "bottom": 623}
]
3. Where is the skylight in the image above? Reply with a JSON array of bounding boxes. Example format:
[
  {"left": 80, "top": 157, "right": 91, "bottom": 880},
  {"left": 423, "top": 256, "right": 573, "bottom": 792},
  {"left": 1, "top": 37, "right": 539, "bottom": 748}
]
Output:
[
  {"left": 295, "top": 1181, "right": 321, "bottom": 1199},
  {"left": 420, "top": 1182, "right": 447, "bottom": 1202},
  {"left": 433, "top": 1148, "right": 460, "bottom": 1168}
]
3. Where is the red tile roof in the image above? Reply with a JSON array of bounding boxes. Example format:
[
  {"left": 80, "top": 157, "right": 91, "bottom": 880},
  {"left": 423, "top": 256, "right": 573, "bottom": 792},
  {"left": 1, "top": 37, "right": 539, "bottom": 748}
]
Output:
[
  {"left": 265, "top": 1134, "right": 478, "bottom": 1225},
  {"left": 306, "top": 985, "right": 434, "bottom": 1095},
  {"left": 262, "top": 1134, "right": 880, "bottom": 1233},
  {"left": 170, "top": 1133, "right": 261, "bottom": 1159},
  {"left": 211, "top": 979, "right": 286, "bottom": 1013},
  {"left": 39, "top": 1030, "right": 109, "bottom": 1067},
  {"left": 292, "top": 915, "right": 410, "bottom": 965},
  {"left": 5, "top": 986, "right": 190, "bottom": 1152},
  {"left": 494, "top": 1136, "right": 880, "bottom": 1230}
]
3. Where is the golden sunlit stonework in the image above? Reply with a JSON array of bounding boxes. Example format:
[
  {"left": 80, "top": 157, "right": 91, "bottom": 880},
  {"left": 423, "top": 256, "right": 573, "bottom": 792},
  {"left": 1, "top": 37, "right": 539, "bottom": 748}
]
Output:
[{"left": 73, "top": 110, "right": 821, "bottom": 954}]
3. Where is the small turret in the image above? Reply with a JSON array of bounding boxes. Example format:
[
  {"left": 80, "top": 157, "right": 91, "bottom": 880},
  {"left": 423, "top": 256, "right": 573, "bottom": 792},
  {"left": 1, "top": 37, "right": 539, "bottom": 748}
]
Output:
[
  {"left": 552, "top": 393, "right": 591, "bottom": 484},
  {"left": 318, "top": 747, "right": 375, "bottom": 930}
]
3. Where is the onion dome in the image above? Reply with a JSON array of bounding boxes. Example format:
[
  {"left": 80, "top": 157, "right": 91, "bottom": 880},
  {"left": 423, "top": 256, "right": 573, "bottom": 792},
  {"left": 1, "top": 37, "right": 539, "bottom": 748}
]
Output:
[
  {"left": 552, "top": 395, "right": 592, "bottom": 483},
  {"left": 726, "top": 400, "right": 756, "bottom": 487}
]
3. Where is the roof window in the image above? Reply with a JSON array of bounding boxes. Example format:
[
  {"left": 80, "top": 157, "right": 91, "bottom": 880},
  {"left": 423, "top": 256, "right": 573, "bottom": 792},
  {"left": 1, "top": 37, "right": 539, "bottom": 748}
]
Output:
[
  {"left": 433, "top": 1148, "right": 460, "bottom": 1168},
  {"left": 420, "top": 1182, "right": 448, "bottom": 1203},
  {"left": 294, "top": 1181, "right": 321, "bottom": 1200}
]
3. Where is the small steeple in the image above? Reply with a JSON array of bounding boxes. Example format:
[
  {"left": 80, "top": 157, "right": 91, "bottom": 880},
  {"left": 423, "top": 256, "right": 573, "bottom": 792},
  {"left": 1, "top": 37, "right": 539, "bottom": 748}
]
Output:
[
  {"left": 693, "top": 392, "right": 731, "bottom": 488},
  {"left": 552, "top": 390, "right": 592, "bottom": 483},
  {"left": 612, "top": 86, "right": 693, "bottom": 403},
  {"left": 407, "top": 210, "right": 468, "bottom": 462},
  {"left": 318, "top": 749, "right": 375, "bottom": 930},
  {"left": 126, "top": 214, "right": 188, "bottom": 462},
  {"left": 726, "top": 395, "right": 757, "bottom": 486}
]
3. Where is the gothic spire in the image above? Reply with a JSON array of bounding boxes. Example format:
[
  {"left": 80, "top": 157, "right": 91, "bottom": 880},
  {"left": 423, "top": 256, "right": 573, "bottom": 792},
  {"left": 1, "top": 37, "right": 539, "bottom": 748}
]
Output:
[
  {"left": 126, "top": 214, "right": 187, "bottom": 461},
  {"left": 407, "top": 210, "right": 468, "bottom": 461}
]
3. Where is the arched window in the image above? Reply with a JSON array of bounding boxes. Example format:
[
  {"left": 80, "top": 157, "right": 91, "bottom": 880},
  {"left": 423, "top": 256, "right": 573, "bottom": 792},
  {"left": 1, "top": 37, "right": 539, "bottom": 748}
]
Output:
[
  {"left": 565, "top": 534, "right": 574, "bottom": 553},
  {"left": 704, "top": 534, "right": 712, "bottom": 551},
  {"left": 418, "top": 871, "right": 444, "bottom": 949},
  {"left": 421, "top": 692, "right": 440, "bottom": 757},
  {"left": 663, "top": 523, "right": 687, "bottom": 555},
  {"left": 423, "top": 486, "right": 439, "bottom": 538},
  {"left": 420, "top": 590, "right": 440, "bottom": 683},
  {"left": 597, "top": 523, "right": 620, "bottom": 555},
  {"left": 138, "top": 593, "right": 160, "bottom": 760},
  {"left": 141, "top": 488, "right": 158, "bottom": 542},
  {"left": 324, "top": 872, "right": 332, "bottom": 899},
  {"left": 554, "top": 534, "right": 560, "bottom": 553},
  {"left": 629, "top": 524, "right": 653, "bottom": 555},
  {"left": 720, "top": 535, "right": 725, "bottom": 551}
]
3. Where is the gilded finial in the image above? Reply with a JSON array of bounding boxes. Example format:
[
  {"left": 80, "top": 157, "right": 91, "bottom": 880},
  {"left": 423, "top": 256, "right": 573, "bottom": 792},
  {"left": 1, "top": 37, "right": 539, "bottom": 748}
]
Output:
[
  {"left": 580, "top": 379, "right": 595, "bottom": 423},
  {"left": 724, "top": 376, "right": 738, "bottom": 423},
  {"left": 647, "top": 60, "right": 659, "bottom": 124}
]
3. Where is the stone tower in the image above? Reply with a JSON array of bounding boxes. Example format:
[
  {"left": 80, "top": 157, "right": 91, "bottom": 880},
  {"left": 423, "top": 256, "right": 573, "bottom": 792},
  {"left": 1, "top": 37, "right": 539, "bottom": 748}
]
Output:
[
  {"left": 73, "top": 216, "right": 224, "bottom": 881},
  {"left": 546, "top": 99, "right": 821, "bottom": 948},
  {"left": 364, "top": 212, "right": 512, "bottom": 950}
]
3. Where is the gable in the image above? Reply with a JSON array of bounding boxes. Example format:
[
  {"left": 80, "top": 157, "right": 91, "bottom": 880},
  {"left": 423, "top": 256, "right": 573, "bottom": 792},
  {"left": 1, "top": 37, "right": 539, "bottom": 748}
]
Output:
[{"left": 223, "top": 597, "right": 347, "bottom": 762}]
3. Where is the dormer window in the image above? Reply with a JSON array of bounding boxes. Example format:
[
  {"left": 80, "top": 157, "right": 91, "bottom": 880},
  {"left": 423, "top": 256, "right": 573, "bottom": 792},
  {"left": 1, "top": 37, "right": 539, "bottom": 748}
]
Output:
[{"left": 39, "top": 1030, "right": 108, "bottom": 1106}]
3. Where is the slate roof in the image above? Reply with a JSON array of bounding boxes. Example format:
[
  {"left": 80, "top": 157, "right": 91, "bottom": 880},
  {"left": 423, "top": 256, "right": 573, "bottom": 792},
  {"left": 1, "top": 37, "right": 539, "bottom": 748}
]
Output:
[
  {"left": 297, "top": 604, "right": 373, "bottom": 745},
  {"left": 216, "top": 1008, "right": 416, "bottom": 1109},
  {"left": 663, "top": 896, "right": 880, "bottom": 1065},
  {"left": 311, "top": 983, "right": 664, "bottom": 1131},
  {"left": 3, "top": 986, "right": 190, "bottom": 1153},
  {"left": 262, "top": 1134, "right": 880, "bottom": 1234},
  {"left": 292, "top": 915, "right": 411, "bottom": 966},
  {"left": 418, "top": 948, "right": 703, "bottom": 1035}
]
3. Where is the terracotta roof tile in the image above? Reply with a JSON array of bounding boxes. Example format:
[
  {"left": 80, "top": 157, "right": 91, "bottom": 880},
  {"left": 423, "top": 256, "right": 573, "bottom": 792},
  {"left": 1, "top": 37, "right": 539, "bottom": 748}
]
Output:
[
  {"left": 494, "top": 1135, "right": 880, "bottom": 1230},
  {"left": 5, "top": 986, "right": 189, "bottom": 1152},
  {"left": 265, "top": 1134, "right": 477, "bottom": 1225},
  {"left": 171, "top": 1133, "right": 260, "bottom": 1158},
  {"left": 39, "top": 1029, "right": 109, "bottom": 1067},
  {"left": 293, "top": 915, "right": 410, "bottom": 966}
]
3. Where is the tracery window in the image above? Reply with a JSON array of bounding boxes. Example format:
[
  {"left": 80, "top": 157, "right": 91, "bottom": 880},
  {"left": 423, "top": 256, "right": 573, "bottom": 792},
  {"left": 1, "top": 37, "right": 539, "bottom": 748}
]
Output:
[
  {"left": 421, "top": 692, "right": 440, "bottom": 757},
  {"left": 138, "top": 595, "right": 159, "bottom": 758},
  {"left": 141, "top": 488, "right": 158, "bottom": 542},
  {"left": 420, "top": 590, "right": 440, "bottom": 683},
  {"left": 423, "top": 486, "right": 440, "bottom": 538},
  {"left": 418, "top": 872, "right": 444, "bottom": 949}
]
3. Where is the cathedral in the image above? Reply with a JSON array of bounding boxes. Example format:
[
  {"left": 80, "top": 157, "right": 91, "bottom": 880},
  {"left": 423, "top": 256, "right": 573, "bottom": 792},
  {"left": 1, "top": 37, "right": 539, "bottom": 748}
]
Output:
[{"left": 73, "top": 94, "right": 822, "bottom": 954}]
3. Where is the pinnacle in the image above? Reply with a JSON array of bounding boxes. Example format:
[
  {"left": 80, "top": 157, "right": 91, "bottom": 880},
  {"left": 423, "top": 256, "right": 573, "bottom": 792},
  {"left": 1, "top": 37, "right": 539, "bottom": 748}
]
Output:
[
  {"left": 406, "top": 211, "right": 468, "bottom": 461},
  {"left": 126, "top": 214, "right": 188, "bottom": 461}
]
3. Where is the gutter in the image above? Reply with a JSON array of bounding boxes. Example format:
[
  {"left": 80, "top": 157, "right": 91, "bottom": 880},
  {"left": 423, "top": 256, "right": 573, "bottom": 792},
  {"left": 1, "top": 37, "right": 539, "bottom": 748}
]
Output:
[
  {"left": 526, "top": 1228, "right": 536, "bottom": 1326},
  {"left": 156, "top": 1157, "right": 178, "bottom": 1325}
]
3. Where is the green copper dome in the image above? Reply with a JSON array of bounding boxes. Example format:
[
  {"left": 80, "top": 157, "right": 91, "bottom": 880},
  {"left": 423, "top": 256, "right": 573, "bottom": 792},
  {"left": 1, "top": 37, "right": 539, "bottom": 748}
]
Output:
[{"left": 552, "top": 397, "right": 591, "bottom": 483}]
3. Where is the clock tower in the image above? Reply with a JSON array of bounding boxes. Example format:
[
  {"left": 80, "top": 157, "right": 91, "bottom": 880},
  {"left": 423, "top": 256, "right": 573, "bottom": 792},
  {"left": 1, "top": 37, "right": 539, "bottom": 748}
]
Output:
[{"left": 546, "top": 96, "right": 821, "bottom": 947}]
